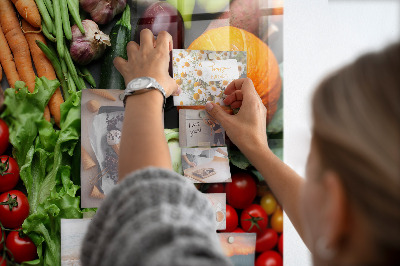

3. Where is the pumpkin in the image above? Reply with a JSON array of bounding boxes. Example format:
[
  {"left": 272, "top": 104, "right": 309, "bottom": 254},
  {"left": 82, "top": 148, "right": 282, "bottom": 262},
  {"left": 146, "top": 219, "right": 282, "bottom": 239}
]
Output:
[{"left": 188, "top": 26, "right": 282, "bottom": 123}]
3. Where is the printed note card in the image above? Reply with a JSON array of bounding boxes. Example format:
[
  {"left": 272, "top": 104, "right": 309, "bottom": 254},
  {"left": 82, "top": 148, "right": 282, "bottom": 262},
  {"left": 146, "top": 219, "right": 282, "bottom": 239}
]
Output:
[
  {"left": 172, "top": 49, "right": 247, "bottom": 106},
  {"left": 179, "top": 109, "right": 226, "bottom": 147}
]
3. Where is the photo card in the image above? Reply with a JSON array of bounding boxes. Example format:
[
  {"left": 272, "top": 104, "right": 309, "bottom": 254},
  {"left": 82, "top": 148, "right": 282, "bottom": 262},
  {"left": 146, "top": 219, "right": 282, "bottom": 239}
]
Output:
[
  {"left": 179, "top": 109, "right": 226, "bottom": 147},
  {"left": 61, "top": 219, "right": 92, "bottom": 266},
  {"left": 218, "top": 233, "right": 257, "bottom": 266},
  {"left": 204, "top": 193, "right": 227, "bottom": 230},
  {"left": 172, "top": 49, "right": 247, "bottom": 106},
  {"left": 182, "top": 147, "right": 231, "bottom": 183}
]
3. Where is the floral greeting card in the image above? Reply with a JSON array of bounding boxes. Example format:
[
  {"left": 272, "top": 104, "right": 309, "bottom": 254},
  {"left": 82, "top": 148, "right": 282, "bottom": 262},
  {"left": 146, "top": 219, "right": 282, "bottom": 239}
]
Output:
[{"left": 172, "top": 49, "right": 247, "bottom": 106}]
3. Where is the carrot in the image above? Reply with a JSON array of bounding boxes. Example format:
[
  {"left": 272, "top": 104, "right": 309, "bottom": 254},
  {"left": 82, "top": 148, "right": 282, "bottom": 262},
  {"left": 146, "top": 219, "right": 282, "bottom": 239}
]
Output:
[
  {"left": 10, "top": 0, "right": 41, "bottom": 28},
  {"left": 0, "top": 0, "right": 36, "bottom": 92},
  {"left": 21, "top": 19, "right": 63, "bottom": 126},
  {"left": 0, "top": 62, "right": 2, "bottom": 82},
  {"left": 0, "top": 26, "right": 20, "bottom": 88}
]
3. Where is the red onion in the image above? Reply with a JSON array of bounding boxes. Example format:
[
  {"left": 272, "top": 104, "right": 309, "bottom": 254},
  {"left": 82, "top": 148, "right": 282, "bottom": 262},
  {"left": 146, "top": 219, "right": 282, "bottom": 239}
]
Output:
[
  {"left": 79, "top": 0, "right": 127, "bottom": 25},
  {"left": 70, "top": 20, "right": 111, "bottom": 65}
]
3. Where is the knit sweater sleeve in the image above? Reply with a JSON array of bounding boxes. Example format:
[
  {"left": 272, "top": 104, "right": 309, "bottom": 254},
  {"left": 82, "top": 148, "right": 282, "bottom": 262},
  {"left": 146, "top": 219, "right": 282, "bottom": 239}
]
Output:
[{"left": 81, "top": 167, "right": 232, "bottom": 266}]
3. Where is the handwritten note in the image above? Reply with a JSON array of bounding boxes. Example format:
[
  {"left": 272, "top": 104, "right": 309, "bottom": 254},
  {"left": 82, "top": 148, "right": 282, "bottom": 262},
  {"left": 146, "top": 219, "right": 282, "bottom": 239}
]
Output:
[{"left": 200, "top": 59, "right": 239, "bottom": 82}]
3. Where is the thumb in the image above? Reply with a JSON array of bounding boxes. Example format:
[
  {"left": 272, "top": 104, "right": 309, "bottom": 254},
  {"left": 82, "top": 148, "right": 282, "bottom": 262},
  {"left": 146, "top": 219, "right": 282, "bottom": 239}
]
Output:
[{"left": 205, "top": 102, "right": 231, "bottom": 128}]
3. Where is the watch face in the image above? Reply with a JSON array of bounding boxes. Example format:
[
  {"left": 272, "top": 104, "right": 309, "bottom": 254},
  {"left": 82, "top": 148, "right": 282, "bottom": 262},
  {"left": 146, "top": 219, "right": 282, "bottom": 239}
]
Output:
[{"left": 130, "top": 77, "right": 151, "bottom": 90}]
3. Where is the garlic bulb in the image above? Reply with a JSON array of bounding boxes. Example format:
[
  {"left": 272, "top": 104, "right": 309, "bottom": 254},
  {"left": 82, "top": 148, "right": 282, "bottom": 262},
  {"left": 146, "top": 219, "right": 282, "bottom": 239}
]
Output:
[
  {"left": 70, "top": 20, "right": 111, "bottom": 65},
  {"left": 79, "top": 0, "right": 127, "bottom": 25}
]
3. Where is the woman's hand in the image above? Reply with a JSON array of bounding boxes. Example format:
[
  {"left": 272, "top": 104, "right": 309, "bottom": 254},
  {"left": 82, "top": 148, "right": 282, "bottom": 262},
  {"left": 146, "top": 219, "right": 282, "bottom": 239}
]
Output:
[
  {"left": 205, "top": 78, "right": 269, "bottom": 154},
  {"left": 113, "top": 29, "right": 178, "bottom": 97}
]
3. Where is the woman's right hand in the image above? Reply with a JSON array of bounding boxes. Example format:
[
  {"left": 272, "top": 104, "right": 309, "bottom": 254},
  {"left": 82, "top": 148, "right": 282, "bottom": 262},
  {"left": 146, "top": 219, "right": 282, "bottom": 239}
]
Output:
[{"left": 205, "top": 78, "right": 269, "bottom": 155}]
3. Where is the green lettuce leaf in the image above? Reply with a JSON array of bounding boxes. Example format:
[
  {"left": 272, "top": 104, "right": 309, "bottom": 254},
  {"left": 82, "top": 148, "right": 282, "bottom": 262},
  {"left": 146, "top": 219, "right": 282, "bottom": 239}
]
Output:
[{"left": 2, "top": 77, "right": 82, "bottom": 266}]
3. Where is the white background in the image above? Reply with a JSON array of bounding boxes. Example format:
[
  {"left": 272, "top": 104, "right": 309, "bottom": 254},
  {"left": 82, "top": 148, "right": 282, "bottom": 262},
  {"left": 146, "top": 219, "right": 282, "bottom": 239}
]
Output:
[{"left": 283, "top": 0, "right": 399, "bottom": 265}]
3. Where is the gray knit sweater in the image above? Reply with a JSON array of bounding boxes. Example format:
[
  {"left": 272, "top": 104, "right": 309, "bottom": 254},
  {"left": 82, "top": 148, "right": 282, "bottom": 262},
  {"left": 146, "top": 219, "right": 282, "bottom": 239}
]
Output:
[{"left": 81, "top": 167, "right": 232, "bottom": 266}]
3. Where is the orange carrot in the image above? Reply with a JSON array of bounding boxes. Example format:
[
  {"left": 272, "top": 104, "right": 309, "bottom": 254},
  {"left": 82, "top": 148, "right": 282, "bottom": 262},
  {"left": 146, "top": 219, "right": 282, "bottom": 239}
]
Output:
[
  {"left": 0, "top": 62, "right": 2, "bottom": 82},
  {"left": 0, "top": 26, "right": 20, "bottom": 88},
  {"left": 21, "top": 19, "right": 63, "bottom": 126},
  {"left": 43, "top": 105, "right": 50, "bottom": 122},
  {"left": 10, "top": 0, "right": 41, "bottom": 28},
  {"left": 0, "top": 0, "right": 36, "bottom": 92}
]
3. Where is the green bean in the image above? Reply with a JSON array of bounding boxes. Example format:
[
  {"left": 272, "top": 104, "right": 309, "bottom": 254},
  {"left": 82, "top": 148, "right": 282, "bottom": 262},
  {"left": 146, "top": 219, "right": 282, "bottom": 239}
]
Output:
[
  {"left": 53, "top": 0, "right": 64, "bottom": 58},
  {"left": 78, "top": 76, "right": 87, "bottom": 90},
  {"left": 67, "top": 0, "right": 85, "bottom": 34},
  {"left": 60, "top": 0, "right": 72, "bottom": 40},
  {"left": 44, "top": 0, "right": 54, "bottom": 19},
  {"left": 35, "top": 41, "right": 70, "bottom": 100},
  {"left": 63, "top": 44, "right": 85, "bottom": 90},
  {"left": 67, "top": 72, "right": 77, "bottom": 93},
  {"left": 41, "top": 22, "right": 56, "bottom": 42},
  {"left": 79, "top": 66, "right": 96, "bottom": 88},
  {"left": 35, "top": 0, "right": 54, "bottom": 33}
]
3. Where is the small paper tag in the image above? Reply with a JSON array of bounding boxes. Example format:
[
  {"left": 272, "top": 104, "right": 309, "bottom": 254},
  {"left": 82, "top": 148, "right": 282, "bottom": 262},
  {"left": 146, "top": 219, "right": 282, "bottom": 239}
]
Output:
[{"left": 200, "top": 59, "right": 239, "bottom": 82}]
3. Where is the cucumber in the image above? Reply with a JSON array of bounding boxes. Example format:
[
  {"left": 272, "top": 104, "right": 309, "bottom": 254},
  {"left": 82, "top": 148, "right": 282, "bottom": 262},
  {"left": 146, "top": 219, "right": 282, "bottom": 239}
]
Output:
[{"left": 99, "top": 5, "right": 131, "bottom": 90}]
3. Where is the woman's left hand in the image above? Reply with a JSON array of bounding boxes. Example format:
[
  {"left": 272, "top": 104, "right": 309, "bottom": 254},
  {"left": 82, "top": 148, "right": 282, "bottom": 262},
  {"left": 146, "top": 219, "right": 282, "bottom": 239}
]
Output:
[{"left": 113, "top": 29, "right": 179, "bottom": 97}]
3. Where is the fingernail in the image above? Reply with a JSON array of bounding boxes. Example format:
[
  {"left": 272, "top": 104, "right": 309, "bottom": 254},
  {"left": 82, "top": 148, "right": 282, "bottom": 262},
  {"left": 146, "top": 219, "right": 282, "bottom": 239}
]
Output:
[{"left": 205, "top": 102, "right": 214, "bottom": 111}]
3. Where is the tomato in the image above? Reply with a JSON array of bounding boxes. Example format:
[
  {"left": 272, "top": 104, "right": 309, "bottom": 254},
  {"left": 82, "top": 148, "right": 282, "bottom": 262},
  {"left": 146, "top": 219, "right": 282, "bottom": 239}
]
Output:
[
  {"left": 0, "top": 156, "right": 20, "bottom": 193},
  {"left": 233, "top": 227, "right": 244, "bottom": 233},
  {"left": 0, "top": 259, "right": 5, "bottom": 266},
  {"left": 271, "top": 207, "right": 283, "bottom": 233},
  {"left": 260, "top": 192, "right": 277, "bottom": 215},
  {"left": 255, "top": 250, "right": 283, "bottom": 266},
  {"left": 240, "top": 204, "right": 268, "bottom": 236},
  {"left": 256, "top": 228, "right": 278, "bottom": 252},
  {"left": 278, "top": 233, "right": 283, "bottom": 254},
  {"left": 205, "top": 183, "right": 225, "bottom": 193},
  {"left": 0, "top": 190, "right": 29, "bottom": 228},
  {"left": 6, "top": 231, "right": 37, "bottom": 263},
  {"left": 218, "top": 204, "right": 238, "bottom": 233},
  {"left": 0, "top": 119, "right": 9, "bottom": 155},
  {"left": 226, "top": 172, "right": 257, "bottom": 209}
]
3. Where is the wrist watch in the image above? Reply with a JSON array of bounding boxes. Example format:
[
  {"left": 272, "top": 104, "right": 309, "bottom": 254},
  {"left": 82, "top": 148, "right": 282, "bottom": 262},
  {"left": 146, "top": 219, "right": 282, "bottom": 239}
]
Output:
[{"left": 121, "top": 77, "right": 166, "bottom": 109}]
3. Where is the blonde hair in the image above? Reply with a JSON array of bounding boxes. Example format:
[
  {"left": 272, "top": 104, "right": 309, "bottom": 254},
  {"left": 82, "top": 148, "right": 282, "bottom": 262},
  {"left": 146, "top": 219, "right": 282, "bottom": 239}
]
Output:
[{"left": 312, "top": 43, "right": 400, "bottom": 264}]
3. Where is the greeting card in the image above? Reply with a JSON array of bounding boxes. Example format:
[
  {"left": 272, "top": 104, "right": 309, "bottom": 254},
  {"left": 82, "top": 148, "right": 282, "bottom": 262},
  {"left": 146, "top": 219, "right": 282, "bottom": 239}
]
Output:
[{"left": 172, "top": 49, "right": 247, "bottom": 106}]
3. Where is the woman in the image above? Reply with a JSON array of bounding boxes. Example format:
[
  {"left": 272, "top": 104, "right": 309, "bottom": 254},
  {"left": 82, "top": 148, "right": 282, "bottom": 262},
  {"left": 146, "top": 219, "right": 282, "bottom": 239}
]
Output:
[{"left": 81, "top": 29, "right": 400, "bottom": 266}]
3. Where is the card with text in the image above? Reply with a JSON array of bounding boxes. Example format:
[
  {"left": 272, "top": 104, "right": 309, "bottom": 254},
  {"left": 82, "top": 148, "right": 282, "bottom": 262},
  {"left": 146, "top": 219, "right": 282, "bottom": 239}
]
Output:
[{"left": 172, "top": 49, "right": 247, "bottom": 106}]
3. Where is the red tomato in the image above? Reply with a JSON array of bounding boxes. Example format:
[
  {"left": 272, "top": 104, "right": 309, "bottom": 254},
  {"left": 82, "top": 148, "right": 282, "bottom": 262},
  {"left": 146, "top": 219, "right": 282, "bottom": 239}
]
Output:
[
  {"left": 0, "top": 119, "right": 9, "bottom": 155},
  {"left": 271, "top": 207, "right": 283, "bottom": 233},
  {"left": 218, "top": 205, "right": 238, "bottom": 233},
  {"left": 256, "top": 228, "right": 278, "bottom": 252},
  {"left": 240, "top": 204, "right": 268, "bottom": 236},
  {"left": 0, "top": 156, "right": 20, "bottom": 193},
  {"left": 278, "top": 234, "right": 283, "bottom": 254},
  {"left": 255, "top": 250, "right": 283, "bottom": 266},
  {"left": 226, "top": 172, "right": 256, "bottom": 209},
  {"left": 6, "top": 231, "right": 37, "bottom": 263},
  {"left": 0, "top": 259, "right": 6, "bottom": 266},
  {"left": 0, "top": 227, "right": 3, "bottom": 252},
  {"left": 260, "top": 192, "right": 277, "bottom": 215},
  {"left": 233, "top": 227, "right": 245, "bottom": 233},
  {"left": 0, "top": 190, "right": 29, "bottom": 228},
  {"left": 205, "top": 183, "right": 225, "bottom": 193}
]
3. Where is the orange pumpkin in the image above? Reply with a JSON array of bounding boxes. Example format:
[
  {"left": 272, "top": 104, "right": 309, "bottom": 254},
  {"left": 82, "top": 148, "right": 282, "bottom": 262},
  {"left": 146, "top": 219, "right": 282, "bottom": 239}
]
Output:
[{"left": 188, "top": 26, "right": 282, "bottom": 123}]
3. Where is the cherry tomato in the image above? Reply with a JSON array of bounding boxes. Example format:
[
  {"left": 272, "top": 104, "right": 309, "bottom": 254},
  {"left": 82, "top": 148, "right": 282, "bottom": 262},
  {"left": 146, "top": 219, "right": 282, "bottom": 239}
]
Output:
[
  {"left": 233, "top": 227, "right": 245, "bottom": 233},
  {"left": 240, "top": 204, "right": 268, "bottom": 236},
  {"left": 0, "top": 156, "right": 20, "bottom": 193},
  {"left": 256, "top": 228, "right": 278, "bottom": 253},
  {"left": 0, "top": 190, "right": 29, "bottom": 228},
  {"left": 205, "top": 183, "right": 225, "bottom": 193},
  {"left": 0, "top": 227, "right": 3, "bottom": 252},
  {"left": 271, "top": 207, "right": 283, "bottom": 233},
  {"left": 6, "top": 231, "right": 37, "bottom": 263},
  {"left": 0, "top": 259, "right": 6, "bottom": 266},
  {"left": 218, "top": 205, "right": 238, "bottom": 233},
  {"left": 260, "top": 192, "right": 277, "bottom": 215},
  {"left": 278, "top": 233, "right": 283, "bottom": 254},
  {"left": 255, "top": 250, "right": 283, "bottom": 266},
  {"left": 257, "top": 183, "right": 270, "bottom": 197},
  {"left": 0, "top": 119, "right": 9, "bottom": 155},
  {"left": 226, "top": 172, "right": 256, "bottom": 209}
]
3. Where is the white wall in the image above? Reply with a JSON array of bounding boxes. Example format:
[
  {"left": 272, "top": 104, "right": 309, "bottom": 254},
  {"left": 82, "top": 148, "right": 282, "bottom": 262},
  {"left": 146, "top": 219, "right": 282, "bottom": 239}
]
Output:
[{"left": 283, "top": 0, "right": 399, "bottom": 265}]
